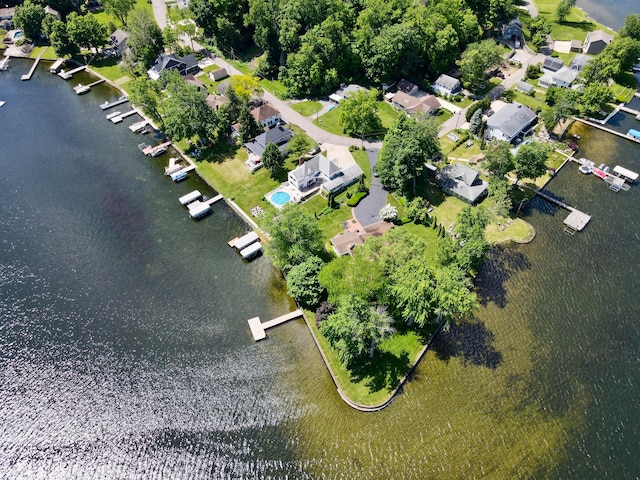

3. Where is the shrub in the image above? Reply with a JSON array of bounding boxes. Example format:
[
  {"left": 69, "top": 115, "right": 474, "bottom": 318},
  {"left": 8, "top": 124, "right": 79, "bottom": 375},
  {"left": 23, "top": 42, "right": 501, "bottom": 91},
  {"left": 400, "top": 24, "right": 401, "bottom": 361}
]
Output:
[
  {"left": 315, "top": 302, "right": 335, "bottom": 325},
  {"left": 379, "top": 204, "right": 398, "bottom": 222}
]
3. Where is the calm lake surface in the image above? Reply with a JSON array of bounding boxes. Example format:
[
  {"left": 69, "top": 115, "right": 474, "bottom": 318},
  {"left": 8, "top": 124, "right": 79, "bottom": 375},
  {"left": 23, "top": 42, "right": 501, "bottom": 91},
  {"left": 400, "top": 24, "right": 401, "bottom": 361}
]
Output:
[
  {"left": 1, "top": 61, "right": 639, "bottom": 479},
  {"left": 576, "top": 0, "right": 637, "bottom": 31}
]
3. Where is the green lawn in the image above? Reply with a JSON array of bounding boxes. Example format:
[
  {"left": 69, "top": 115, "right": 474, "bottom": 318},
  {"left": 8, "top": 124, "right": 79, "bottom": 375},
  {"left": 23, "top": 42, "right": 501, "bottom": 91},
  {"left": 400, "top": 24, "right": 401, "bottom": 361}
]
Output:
[
  {"left": 485, "top": 217, "right": 535, "bottom": 244},
  {"left": 290, "top": 100, "right": 322, "bottom": 117},
  {"left": 351, "top": 149, "right": 372, "bottom": 186},
  {"left": 313, "top": 101, "right": 400, "bottom": 138},
  {"left": 510, "top": 89, "right": 549, "bottom": 113},
  {"left": 377, "top": 101, "right": 401, "bottom": 130},
  {"left": 305, "top": 309, "right": 432, "bottom": 406},
  {"left": 90, "top": 0, "right": 151, "bottom": 29},
  {"left": 29, "top": 46, "right": 58, "bottom": 60}
]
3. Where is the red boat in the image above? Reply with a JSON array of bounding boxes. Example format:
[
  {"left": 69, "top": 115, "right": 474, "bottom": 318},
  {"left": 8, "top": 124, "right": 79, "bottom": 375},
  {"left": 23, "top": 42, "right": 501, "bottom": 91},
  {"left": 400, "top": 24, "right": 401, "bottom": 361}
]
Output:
[{"left": 592, "top": 168, "right": 607, "bottom": 180}]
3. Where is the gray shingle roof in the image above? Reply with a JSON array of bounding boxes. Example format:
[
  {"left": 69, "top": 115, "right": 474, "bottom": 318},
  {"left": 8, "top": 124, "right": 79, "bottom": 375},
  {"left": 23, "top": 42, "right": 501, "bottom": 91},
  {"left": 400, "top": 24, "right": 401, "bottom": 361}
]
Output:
[
  {"left": 487, "top": 104, "right": 537, "bottom": 139},
  {"left": 436, "top": 164, "right": 488, "bottom": 204}
]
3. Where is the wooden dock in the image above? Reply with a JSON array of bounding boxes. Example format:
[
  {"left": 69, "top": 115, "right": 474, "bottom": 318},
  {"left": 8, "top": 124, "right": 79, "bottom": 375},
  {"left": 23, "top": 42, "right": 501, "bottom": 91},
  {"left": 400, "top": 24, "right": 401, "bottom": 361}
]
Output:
[
  {"left": 21, "top": 47, "right": 47, "bottom": 81},
  {"left": 100, "top": 96, "right": 128, "bottom": 110},
  {"left": 534, "top": 190, "right": 591, "bottom": 233},
  {"left": 203, "top": 194, "right": 223, "bottom": 206},
  {"left": 0, "top": 57, "right": 11, "bottom": 71},
  {"left": 248, "top": 309, "right": 304, "bottom": 341},
  {"left": 576, "top": 118, "right": 640, "bottom": 145},
  {"left": 58, "top": 65, "right": 86, "bottom": 80}
]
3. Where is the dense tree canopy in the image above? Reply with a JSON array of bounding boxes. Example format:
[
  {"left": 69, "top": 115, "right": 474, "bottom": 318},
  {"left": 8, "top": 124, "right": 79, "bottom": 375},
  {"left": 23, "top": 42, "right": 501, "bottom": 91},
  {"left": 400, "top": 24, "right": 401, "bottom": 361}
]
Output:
[
  {"left": 484, "top": 140, "right": 514, "bottom": 178},
  {"left": 13, "top": 0, "right": 45, "bottom": 40},
  {"left": 620, "top": 13, "right": 640, "bottom": 40},
  {"left": 126, "top": 8, "right": 164, "bottom": 68},
  {"left": 458, "top": 39, "right": 502, "bottom": 91},
  {"left": 264, "top": 204, "right": 325, "bottom": 271},
  {"left": 286, "top": 256, "right": 325, "bottom": 307},
  {"left": 261, "top": 142, "right": 285, "bottom": 176},
  {"left": 339, "top": 89, "right": 382, "bottom": 137},
  {"left": 101, "top": 0, "right": 136, "bottom": 27},
  {"left": 513, "top": 141, "right": 551, "bottom": 182},
  {"left": 66, "top": 12, "right": 108, "bottom": 52},
  {"left": 377, "top": 114, "right": 441, "bottom": 195}
]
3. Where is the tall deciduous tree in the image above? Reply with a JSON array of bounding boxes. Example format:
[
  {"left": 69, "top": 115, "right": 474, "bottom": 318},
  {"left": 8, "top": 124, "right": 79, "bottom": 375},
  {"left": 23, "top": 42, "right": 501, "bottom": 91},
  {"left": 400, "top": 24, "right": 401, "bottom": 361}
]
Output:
[
  {"left": 13, "top": 0, "right": 45, "bottom": 41},
  {"left": 126, "top": 8, "right": 164, "bottom": 68},
  {"left": 261, "top": 142, "right": 285, "bottom": 176},
  {"left": 264, "top": 204, "right": 324, "bottom": 271},
  {"left": 48, "top": 20, "right": 79, "bottom": 58},
  {"left": 162, "top": 70, "right": 219, "bottom": 141},
  {"left": 128, "top": 75, "right": 165, "bottom": 124},
  {"left": 433, "top": 265, "right": 477, "bottom": 322},
  {"left": 391, "top": 259, "right": 436, "bottom": 327},
  {"left": 458, "top": 39, "right": 502, "bottom": 91},
  {"left": 621, "top": 13, "right": 640, "bottom": 40},
  {"left": 513, "top": 141, "right": 551, "bottom": 182},
  {"left": 101, "top": 0, "right": 136, "bottom": 27},
  {"left": 484, "top": 140, "right": 514, "bottom": 178},
  {"left": 286, "top": 256, "right": 325, "bottom": 307},
  {"left": 377, "top": 114, "right": 441, "bottom": 195},
  {"left": 556, "top": 0, "right": 576, "bottom": 22},
  {"left": 66, "top": 12, "right": 108, "bottom": 53},
  {"left": 237, "top": 105, "right": 263, "bottom": 143},
  {"left": 229, "top": 74, "right": 263, "bottom": 103},
  {"left": 339, "top": 89, "right": 382, "bottom": 138},
  {"left": 580, "top": 83, "right": 614, "bottom": 116}
]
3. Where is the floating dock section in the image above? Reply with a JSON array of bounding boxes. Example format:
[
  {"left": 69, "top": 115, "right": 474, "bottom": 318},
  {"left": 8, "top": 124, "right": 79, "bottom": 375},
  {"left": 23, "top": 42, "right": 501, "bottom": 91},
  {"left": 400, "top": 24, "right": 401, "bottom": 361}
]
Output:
[
  {"left": 0, "top": 57, "right": 9, "bottom": 71},
  {"left": 240, "top": 241, "right": 263, "bottom": 260},
  {"left": 100, "top": 96, "right": 129, "bottom": 110},
  {"left": 129, "top": 120, "right": 148, "bottom": 132},
  {"left": 187, "top": 194, "right": 223, "bottom": 219},
  {"left": 141, "top": 141, "right": 171, "bottom": 157},
  {"left": 169, "top": 165, "right": 195, "bottom": 182},
  {"left": 74, "top": 79, "right": 104, "bottom": 94},
  {"left": 535, "top": 190, "right": 591, "bottom": 234},
  {"left": 248, "top": 309, "right": 304, "bottom": 341}
]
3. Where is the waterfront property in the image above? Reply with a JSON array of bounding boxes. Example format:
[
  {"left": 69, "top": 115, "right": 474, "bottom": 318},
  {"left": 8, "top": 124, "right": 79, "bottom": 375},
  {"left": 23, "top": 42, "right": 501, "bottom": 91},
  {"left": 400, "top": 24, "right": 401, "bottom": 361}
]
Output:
[
  {"left": 248, "top": 309, "right": 304, "bottom": 341},
  {"left": 486, "top": 103, "right": 537, "bottom": 143},
  {"left": 330, "top": 221, "right": 395, "bottom": 256},
  {"left": 582, "top": 29, "right": 613, "bottom": 55},
  {"left": 244, "top": 126, "right": 294, "bottom": 159},
  {"left": 435, "top": 163, "right": 488, "bottom": 205},
  {"left": 287, "top": 154, "right": 364, "bottom": 197},
  {"left": 147, "top": 53, "right": 199, "bottom": 80}
]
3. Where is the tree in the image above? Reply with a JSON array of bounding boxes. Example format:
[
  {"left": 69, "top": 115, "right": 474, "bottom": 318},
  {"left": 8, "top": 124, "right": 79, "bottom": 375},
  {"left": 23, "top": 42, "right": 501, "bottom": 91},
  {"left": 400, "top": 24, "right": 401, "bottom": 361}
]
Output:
[
  {"left": 483, "top": 140, "right": 514, "bottom": 178},
  {"left": 286, "top": 256, "right": 325, "bottom": 308},
  {"left": 13, "top": 0, "right": 45, "bottom": 41},
  {"left": 433, "top": 265, "right": 476, "bottom": 322},
  {"left": 513, "top": 141, "right": 551, "bottom": 182},
  {"left": 319, "top": 295, "right": 394, "bottom": 365},
  {"left": 261, "top": 142, "right": 285, "bottom": 176},
  {"left": 229, "top": 74, "right": 262, "bottom": 103},
  {"left": 319, "top": 255, "right": 385, "bottom": 305},
  {"left": 468, "top": 108, "right": 483, "bottom": 135},
  {"left": 237, "top": 105, "right": 263, "bottom": 144},
  {"left": 556, "top": 0, "right": 576, "bottom": 22},
  {"left": 162, "top": 70, "right": 219, "bottom": 141},
  {"left": 102, "top": 0, "right": 136, "bottom": 26},
  {"left": 379, "top": 204, "right": 398, "bottom": 222},
  {"left": 128, "top": 75, "right": 165, "bottom": 123},
  {"left": 405, "top": 197, "right": 431, "bottom": 225},
  {"left": 126, "top": 8, "right": 164, "bottom": 68},
  {"left": 264, "top": 204, "right": 324, "bottom": 271},
  {"left": 465, "top": 97, "right": 491, "bottom": 122},
  {"left": 580, "top": 83, "right": 614, "bottom": 117},
  {"left": 529, "top": 17, "right": 552, "bottom": 51},
  {"left": 48, "top": 20, "right": 79, "bottom": 58},
  {"left": 485, "top": 177, "right": 512, "bottom": 218},
  {"left": 339, "top": 89, "right": 382, "bottom": 138},
  {"left": 162, "top": 26, "right": 180, "bottom": 54},
  {"left": 621, "top": 14, "right": 640, "bottom": 40},
  {"left": 360, "top": 228, "right": 427, "bottom": 277},
  {"left": 377, "top": 114, "right": 441, "bottom": 195},
  {"left": 391, "top": 259, "right": 436, "bottom": 327},
  {"left": 190, "top": 0, "right": 249, "bottom": 49},
  {"left": 66, "top": 12, "right": 108, "bottom": 53},
  {"left": 458, "top": 39, "right": 502, "bottom": 91}
]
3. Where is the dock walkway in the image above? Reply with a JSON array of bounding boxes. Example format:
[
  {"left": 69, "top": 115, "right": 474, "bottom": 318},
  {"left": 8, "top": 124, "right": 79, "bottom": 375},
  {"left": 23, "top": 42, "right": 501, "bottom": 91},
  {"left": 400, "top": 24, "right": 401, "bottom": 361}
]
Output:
[
  {"left": 534, "top": 189, "right": 591, "bottom": 233},
  {"left": 110, "top": 109, "right": 137, "bottom": 123},
  {"left": 21, "top": 47, "right": 47, "bottom": 81},
  {"left": 248, "top": 309, "right": 304, "bottom": 341},
  {"left": 59, "top": 65, "right": 86, "bottom": 80},
  {"left": 100, "top": 96, "right": 128, "bottom": 110},
  {"left": 576, "top": 118, "right": 640, "bottom": 145}
]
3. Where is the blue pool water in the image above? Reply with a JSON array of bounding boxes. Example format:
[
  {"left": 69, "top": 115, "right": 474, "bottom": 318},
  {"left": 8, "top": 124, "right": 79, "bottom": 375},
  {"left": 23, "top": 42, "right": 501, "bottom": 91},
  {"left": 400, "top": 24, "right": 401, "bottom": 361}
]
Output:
[
  {"left": 271, "top": 191, "right": 291, "bottom": 206},
  {"left": 13, "top": 31, "right": 22, "bottom": 40}
]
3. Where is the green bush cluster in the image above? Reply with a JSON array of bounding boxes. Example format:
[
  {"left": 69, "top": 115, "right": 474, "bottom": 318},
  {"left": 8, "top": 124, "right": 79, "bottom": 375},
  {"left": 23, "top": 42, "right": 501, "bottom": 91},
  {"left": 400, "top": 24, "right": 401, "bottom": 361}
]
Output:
[{"left": 346, "top": 191, "right": 368, "bottom": 207}]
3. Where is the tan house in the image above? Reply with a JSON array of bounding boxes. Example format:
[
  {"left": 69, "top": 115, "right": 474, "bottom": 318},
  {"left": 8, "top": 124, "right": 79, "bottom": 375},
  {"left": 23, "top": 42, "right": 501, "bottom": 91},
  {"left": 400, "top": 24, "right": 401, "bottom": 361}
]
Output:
[
  {"left": 330, "top": 222, "right": 395, "bottom": 256},
  {"left": 391, "top": 91, "right": 441, "bottom": 116},
  {"left": 251, "top": 104, "right": 281, "bottom": 128}
]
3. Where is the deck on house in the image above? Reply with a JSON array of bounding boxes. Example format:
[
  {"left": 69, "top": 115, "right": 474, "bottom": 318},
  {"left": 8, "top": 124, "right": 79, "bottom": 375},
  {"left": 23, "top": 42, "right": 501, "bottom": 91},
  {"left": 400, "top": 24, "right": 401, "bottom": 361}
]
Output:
[{"left": 247, "top": 309, "right": 304, "bottom": 341}]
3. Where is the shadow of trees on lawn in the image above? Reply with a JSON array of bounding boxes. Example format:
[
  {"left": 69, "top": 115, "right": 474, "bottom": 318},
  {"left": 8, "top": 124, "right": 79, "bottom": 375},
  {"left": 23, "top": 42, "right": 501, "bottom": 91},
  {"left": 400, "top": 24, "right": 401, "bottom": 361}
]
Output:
[
  {"left": 349, "top": 350, "right": 411, "bottom": 394},
  {"left": 431, "top": 319, "right": 502, "bottom": 369}
]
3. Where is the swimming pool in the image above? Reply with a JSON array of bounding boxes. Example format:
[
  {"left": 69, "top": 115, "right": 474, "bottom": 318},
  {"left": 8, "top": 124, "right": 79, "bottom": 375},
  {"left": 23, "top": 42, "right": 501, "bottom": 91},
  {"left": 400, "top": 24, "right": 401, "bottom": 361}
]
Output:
[
  {"left": 13, "top": 31, "right": 23, "bottom": 40},
  {"left": 270, "top": 191, "right": 291, "bottom": 206}
]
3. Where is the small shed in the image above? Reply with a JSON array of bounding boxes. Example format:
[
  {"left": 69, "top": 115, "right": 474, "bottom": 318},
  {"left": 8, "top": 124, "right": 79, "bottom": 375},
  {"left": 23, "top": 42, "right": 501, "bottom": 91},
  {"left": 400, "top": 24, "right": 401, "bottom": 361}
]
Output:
[
  {"left": 517, "top": 82, "right": 535, "bottom": 94},
  {"left": 209, "top": 68, "right": 228, "bottom": 81}
]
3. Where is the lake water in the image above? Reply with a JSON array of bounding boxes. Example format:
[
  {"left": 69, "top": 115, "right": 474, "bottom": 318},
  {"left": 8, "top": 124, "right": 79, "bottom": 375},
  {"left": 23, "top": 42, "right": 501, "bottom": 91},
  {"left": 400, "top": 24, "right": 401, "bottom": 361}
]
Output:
[
  {"left": 577, "top": 0, "right": 637, "bottom": 31},
  {"left": 1, "top": 61, "right": 640, "bottom": 478}
]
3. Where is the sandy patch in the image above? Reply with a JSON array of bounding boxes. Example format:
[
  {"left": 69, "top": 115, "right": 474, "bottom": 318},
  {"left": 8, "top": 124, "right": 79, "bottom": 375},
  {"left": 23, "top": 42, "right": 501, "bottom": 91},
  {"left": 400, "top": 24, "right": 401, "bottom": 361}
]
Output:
[{"left": 553, "top": 41, "right": 572, "bottom": 54}]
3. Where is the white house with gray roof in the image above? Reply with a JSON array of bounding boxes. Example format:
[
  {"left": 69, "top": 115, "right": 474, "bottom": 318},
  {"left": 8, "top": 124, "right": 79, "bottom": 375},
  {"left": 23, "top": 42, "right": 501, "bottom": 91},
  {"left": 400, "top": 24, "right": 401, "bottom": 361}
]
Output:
[
  {"left": 582, "top": 30, "right": 613, "bottom": 55},
  {"left": 244, "top": 126, "right": 293, "bottom": 158},
  {"left": 436, "top": 164, "right": 488, "bottom": 204},
  {"left": 288, "top": 155, "right": 363, "bottom": 195},
  {"left": 432, "top": 74, "right": 461, "bottom": 96},
  {"left": 486, "top": 104, "right": 537, "bottom": 143}
]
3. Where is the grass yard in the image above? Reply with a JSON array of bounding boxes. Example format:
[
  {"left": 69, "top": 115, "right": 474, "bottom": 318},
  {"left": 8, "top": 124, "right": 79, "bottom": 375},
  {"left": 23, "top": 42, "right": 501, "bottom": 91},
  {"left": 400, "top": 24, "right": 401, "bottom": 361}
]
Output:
[
  {"left": 314, "top": 101, "right": 400, "bottom": 138},
  {"left": 91, "top": 56, "right": 128, "bottom": 84},
  {"left": 260, "top": 78, "right": 288, "bottom": 99},
  {"left": 305, "top": 310, "right": 430, "bottom": 406},
  {"left": 510, "top": 89, "right": 549, "bottom": 113},
  {"left": 377, "top": 101, "right": 401, "bottom": 130},
  {"left": 29, "top": 46, "right": 58, "bottom": 60},
  {"left": 290, "top": 100, "right": 322, "bottom": 117},
  {"left": 485, "top": 217, "right": 535, "bottom": 244},
  {"left": 90, "top": 0, "right": 151, "bottom": 29}
]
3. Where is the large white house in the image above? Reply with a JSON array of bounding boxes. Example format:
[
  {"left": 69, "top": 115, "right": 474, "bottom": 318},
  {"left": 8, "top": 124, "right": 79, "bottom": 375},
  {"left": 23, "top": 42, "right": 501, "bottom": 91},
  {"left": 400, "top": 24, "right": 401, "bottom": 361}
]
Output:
[
  {"left": 288, "top": 154, "right": 363, "bottom": 195},
  {"left": 432, "top": 74, "right": 461, "bottom": 96},
  {"left": 486, "top": 104, "right": 537, "bottom": 143}
]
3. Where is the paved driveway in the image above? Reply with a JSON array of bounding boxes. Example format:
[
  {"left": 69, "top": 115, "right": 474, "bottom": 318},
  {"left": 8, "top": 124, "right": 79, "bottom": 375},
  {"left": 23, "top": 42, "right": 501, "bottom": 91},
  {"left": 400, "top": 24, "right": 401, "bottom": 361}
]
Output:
[{"left": 354, "top": 145, "right": 388, "bottom": 227}]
